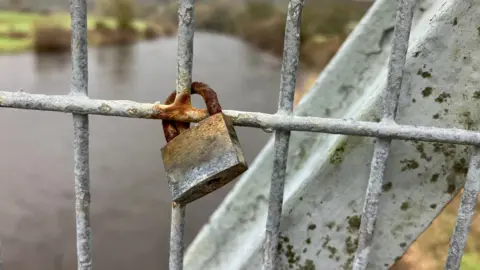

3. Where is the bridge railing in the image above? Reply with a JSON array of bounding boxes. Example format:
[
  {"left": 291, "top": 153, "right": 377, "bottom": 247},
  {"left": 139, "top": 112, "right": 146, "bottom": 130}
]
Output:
[{"left": 0, "top": 0, "right": 478, "bottom": 269}]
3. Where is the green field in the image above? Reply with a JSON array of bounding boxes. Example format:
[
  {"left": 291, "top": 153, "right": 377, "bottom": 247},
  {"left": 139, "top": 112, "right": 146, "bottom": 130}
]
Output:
[{"left": 0, "top": 11, "right": 149, "bottom": 53}]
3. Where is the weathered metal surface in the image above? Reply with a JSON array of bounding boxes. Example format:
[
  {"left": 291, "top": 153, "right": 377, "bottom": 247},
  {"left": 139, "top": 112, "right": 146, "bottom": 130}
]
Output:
[
  {"left": 161, "top": 112, "right": 248, "bottom": 204},
  {"left": 184, "top": 0, "right": 480, "bottom": 269},
  {"left": 0, "top": 90, "right": 209, "bottom": 121},
  {"left": 169, "top": 0, "right": 196, "bottom": 269},
  {"left": 445, "top": 146, "right": 480, "bottom": 269},
  {"left": 161, "top": 81, "right": 247, "bottom": 205},
  {"left": 353, "top": 1, "right": 415, "bottom": 269},
  {"left": 1, "top": 0, "right": 480, "bottom": 269},
  {"left": 162, "top": 82, "right": 224, "bottom": 142},
  {"left": 70, "top": 0, "right": 92, "bottom": 269},
  {"left": 263, "top": 0, "right": 304, "bottom": 269},
  {"left": 1, "top": 92, "right": 480, "bottom": 145}
]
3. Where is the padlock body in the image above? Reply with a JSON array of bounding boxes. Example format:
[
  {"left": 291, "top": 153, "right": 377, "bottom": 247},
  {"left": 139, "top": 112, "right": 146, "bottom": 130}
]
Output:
[{"left": 161, "top": 113, "right": 248, "bottom": 204}]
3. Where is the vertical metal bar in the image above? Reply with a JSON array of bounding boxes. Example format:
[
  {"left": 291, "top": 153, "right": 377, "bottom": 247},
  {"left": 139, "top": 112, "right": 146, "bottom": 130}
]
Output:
[
  {"left": 262, "top": 1, "right": 304, "bottom": 269},
  {"left": 352, "top": 1, "right": 415, "bottom": 269},
  {"left": 70, "top": 0, "right": 91, "bottom": 269},
  {"left": 0, "top": 242, "right": 3, "bottom": 270},
  {"left": 170, "top": 202, "right": 186, "bottom": 270},
  {"left": 170, "top": 1, "right": 195, "bottom": 270},
  {"left": 176, "top": 0, "right": 195, "bottom": 97},
  {"left": 444, "top": 147, "right": 480, "bottom": 270}
]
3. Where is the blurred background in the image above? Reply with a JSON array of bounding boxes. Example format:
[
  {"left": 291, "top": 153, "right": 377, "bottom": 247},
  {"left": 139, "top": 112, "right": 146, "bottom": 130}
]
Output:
[{"left": 0, "top": 0, "right": 479, "bottom": 269}]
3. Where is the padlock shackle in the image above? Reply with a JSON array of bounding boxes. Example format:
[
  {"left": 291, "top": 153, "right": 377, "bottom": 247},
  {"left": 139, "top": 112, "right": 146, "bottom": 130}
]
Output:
[
  {"left": 191, "top": 82, "right": 222, "bottom": 116},
  {"left": 162, "top": 82, "right": 223, "bottom": 143}
]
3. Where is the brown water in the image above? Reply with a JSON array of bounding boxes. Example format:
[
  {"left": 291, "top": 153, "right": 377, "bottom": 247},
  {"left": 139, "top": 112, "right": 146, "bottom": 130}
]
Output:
[{"left": 0, "top": 32, "right": 296, "bottom": 269}]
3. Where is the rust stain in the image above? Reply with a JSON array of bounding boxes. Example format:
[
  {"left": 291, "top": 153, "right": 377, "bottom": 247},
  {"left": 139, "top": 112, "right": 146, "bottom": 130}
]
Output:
[
  {"left": 161, "top": 112, "right": 247, "bottom": 204},
  {"left": 161, "top": 82, "right": 224, "bottom": 142},
  {"left": 191, "top": 81, "right": 223, "bottom": 115},
  {"left": 161, "top": 90, "right": 191, "bottom": 142}
]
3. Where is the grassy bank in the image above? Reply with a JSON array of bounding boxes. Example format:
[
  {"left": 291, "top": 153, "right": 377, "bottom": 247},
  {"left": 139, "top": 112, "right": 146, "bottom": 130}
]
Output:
[{"left": 0, "top": 10, "right": 173, "bottom": 54}]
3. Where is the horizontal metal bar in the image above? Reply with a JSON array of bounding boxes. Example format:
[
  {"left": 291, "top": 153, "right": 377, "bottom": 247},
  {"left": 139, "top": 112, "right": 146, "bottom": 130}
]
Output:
[
  {"left": 1, "top": 91, "right": 480, "bottom": 145},
  {"left": 0, "top": 91, "right": 206, "bottom": 122}
]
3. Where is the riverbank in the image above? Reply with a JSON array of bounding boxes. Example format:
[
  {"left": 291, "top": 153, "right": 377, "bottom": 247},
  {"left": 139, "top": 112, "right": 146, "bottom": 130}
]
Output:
[
  {"left": 148, "top": 1, "right": 368, "bottom": 71},
  {"left": 0, "top": 10, "right": 172, "bottom": 54},
  {"left": 0, "top": 0, "right": 369, "bottom": 71}
]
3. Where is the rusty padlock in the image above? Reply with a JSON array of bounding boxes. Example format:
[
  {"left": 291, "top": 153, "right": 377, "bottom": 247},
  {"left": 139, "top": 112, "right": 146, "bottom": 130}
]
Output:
[{"left": 161, "top": 82, "right": 248, "bottom": 204}]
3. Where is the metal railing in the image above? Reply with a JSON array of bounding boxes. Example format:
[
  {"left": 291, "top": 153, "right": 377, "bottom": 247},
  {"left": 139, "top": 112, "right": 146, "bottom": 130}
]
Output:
[{"left": 0, "top": 0, "right": 478, "bottom": 269}]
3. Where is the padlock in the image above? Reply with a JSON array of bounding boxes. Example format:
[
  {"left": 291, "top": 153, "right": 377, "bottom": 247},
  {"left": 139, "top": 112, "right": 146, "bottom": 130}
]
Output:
[{"left": 161, "top": 82, "right": 248, "bottom": 204}]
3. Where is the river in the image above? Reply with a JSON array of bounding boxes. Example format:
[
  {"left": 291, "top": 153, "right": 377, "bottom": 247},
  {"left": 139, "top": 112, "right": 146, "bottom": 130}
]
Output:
[{"left": 0, "top": 32, "right": 307, "bottom": 269}]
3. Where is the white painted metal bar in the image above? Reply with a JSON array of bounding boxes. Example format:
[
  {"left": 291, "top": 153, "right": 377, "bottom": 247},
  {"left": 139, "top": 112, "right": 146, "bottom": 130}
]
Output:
[
  {"left": 262, "top": 0, "right": 304, "bottom": 269},
  {"left": 70, "top": 0, "right": 92, "bottom": 269},
  {"left": 445, "top": 147, "right": 480, "bottom": 269},
  {"left": 353, "top": 0, "right": 415, "bottom": 269},
  {"left": 1, "top": 92, "right": 480, "bottom": 146},
  {"left": 169, "top": 1, "right": 196, "bottom": 270}
]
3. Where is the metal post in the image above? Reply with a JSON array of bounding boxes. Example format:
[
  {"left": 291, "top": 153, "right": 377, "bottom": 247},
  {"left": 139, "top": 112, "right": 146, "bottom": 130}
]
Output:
[
  {"left": 353, "top": 0, "right": 415, "bottom": 269},
  {"left": 262, "top": 1, "right": 304, "bottom": 269},
  {"left": 445, "top": 147, "right": 480, "bottom": 270},
  {"left": 170, "top": 1, "right": 195, "bottom": 270},
  {"left": 70, "top": 0, "right": 92, "bottom": 269},
  {"left": 176, "top": 0, "right": 195, "bottom": 97}
]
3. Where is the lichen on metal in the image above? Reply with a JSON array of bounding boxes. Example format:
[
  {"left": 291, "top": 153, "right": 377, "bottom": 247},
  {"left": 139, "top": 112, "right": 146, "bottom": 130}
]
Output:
[{"left": 184, "top": 0, "right": 480, "bottom": 269}]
